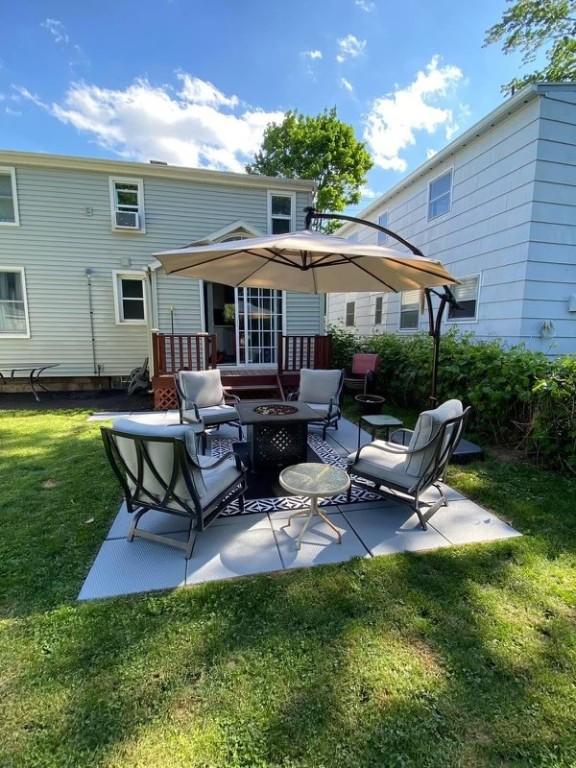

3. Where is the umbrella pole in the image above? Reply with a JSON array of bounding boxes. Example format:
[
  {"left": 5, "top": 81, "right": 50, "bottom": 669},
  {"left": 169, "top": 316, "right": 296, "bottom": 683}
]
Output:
[{"left": 304, "top": 207, "right": 459, "bottom": 407}]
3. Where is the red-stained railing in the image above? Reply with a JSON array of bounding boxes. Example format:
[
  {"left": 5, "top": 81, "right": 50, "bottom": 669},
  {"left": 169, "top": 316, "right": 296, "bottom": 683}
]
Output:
[
  {"left": 152, "top": 332, "right": 217, "bottom": 376},
  {"left": 277, "top": 334, "right": 332, "bottom": 372}
]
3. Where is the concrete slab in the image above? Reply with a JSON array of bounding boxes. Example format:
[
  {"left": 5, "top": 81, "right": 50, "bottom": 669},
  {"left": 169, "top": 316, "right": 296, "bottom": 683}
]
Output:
[
  {"left": 106, "top": 502, "right": 190, "bottom": 540},
  {"left": 429, "top": 499, "right": 522, "bottom": 545}
]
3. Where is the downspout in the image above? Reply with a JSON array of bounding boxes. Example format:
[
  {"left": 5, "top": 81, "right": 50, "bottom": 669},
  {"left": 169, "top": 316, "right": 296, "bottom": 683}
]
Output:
[
  {"left": 85, "top": 268, "right": 98, "bottom": 376},
  {"left": 146, "top": 266, "right": 157, "bottom": 378}
]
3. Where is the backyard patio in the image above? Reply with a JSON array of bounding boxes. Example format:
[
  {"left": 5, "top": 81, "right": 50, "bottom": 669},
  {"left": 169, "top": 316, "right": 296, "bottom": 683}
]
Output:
[
  {"left": 1, "top": 404, "right": 576, "bottom": 767},
  {"left": 80, "top": 411, "right": 520, "bottom": 600}
]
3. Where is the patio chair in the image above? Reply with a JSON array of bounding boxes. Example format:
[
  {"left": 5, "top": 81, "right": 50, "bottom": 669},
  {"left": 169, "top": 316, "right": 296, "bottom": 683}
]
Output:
[
  {"left": 101, "top": 418, "right": 247, "bottom": 558},
  {"left": 347, "top": 399, "right": 470, "bottom": 529},
  {"left": 344, "top": 353, "right": 380, "bottom": 395},
  {"left": 175, "top": 369, "right": 243, "bottom": 442},
  {"left": 288, "top": 368, "right": 345, "bottom": 439}
]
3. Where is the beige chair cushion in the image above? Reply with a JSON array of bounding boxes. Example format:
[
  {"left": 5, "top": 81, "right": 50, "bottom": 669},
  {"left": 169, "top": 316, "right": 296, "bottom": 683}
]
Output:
[
  {"left": 299, "top": 369, "right": 342, "bottom": 405},
  {"left": 405, "top": 399, "right": 463, "bottom": 477},
  {"left": 178, "top": 369, "right": 224, "bottom": 409},
  {"left": 304, "top": 402, "right": 330, "bottom": 418},
  {"left": 196, "top": 454, "right": 242, "bottom": 505},
  {"left": 182, "top": 404, "right": 239, "bottom": 426},
  {"left": 347, "top": 441, "right": 414, "bottom": 491}
]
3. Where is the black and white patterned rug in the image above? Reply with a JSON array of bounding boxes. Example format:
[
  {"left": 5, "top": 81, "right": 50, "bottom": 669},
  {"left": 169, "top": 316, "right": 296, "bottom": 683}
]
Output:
[{"left": 211, "top": 433, "right": 380, "bottom": 516}]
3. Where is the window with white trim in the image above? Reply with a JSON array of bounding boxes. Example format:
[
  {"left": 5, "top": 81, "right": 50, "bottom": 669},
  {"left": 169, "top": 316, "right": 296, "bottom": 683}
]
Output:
[
  {"left": 345, "top": 301, "right": 355, "bottom": 327},
  {"left": 0, "top": 167, "right": 19, "bottom": 225},
  {"left": 428, "top": 169, "right": 452, "bottom": 220},
  {"left": 110, "top": 177, "right": 144, "bottom": 231},
  {"left": 0, "top": 267, "right": 29, "bottom": 336},
  {"left": 374, "top": 295, "right": 383, "bottom": 325},
  {"left": 448, "top": 275, "right": 480, "bottom": 320},
  {"left": 399, "top": 290, "right": 420, "bottom": 330},
  {"left": 113, "top": 272, "right": 147, "bottom": 324},
  {"left": 268, "top": 192, "right": 295, "bottom": 234},
  {"left": 377, "top": 211, "right": 389, "bottom": 244}
]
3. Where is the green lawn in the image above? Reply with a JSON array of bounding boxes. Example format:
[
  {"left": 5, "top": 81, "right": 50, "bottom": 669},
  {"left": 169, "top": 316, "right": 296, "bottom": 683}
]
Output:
[{"left": 1, "top": 408, "right": 575, "bottom": 767}]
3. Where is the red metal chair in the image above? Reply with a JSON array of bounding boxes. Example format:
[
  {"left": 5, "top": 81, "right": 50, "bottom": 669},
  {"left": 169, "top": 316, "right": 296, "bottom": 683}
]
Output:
[{"left": 344, "top": 353, "right": 380, "bottom": 394}]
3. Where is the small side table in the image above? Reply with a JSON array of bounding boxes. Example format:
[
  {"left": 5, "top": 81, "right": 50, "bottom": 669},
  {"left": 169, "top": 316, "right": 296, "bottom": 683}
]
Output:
[
  {"left": 279, "top": 463, "right": 350, "bottom": 549},
  {"left": 358, "top": 413, "right": 403, "bottom": 450}
]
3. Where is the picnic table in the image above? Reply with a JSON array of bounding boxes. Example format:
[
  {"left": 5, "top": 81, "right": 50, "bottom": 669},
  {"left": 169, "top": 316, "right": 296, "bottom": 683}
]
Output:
[{"left": 0, "top": 363, "right": 60, "bottom": 401}]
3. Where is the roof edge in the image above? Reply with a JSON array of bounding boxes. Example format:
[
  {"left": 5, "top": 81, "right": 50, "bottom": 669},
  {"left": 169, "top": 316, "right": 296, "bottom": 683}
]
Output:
[
  {"left": 0, "top": 149, "right": 316, "bottom": 192},
  {"left": 338, "top": 82, "right": 553, "bottom": 233}
]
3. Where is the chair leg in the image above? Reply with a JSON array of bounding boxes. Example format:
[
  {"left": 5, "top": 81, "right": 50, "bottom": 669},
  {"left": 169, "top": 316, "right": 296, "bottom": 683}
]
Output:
[
  {"left": 238, "top": 493, "right": 245, "bottom": 514},
  {"left": 237, "top": 423, "right": 243, "bottom": 441}
]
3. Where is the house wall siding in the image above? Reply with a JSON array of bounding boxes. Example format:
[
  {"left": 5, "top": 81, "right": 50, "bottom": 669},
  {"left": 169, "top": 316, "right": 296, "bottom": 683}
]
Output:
[
  {"left": 0, "top": 163, "right": 314, "bottom": 376},
  {"left": 521, "top": 91, "right": 576, "bottom": 357},
  {"left": 327, "top": 98, "right": 541, "bottom": 348}
]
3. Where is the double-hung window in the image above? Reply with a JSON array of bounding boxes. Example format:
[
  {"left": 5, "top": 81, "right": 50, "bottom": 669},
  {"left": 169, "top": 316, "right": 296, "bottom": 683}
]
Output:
[
  {"left": 0, "top": 167, "right": 19, "bottom": 225},
  {"left": 374, "top": 295, "right": 383, "bottom": 325},
  {"left": 399, "top": 290, "right": 420, "bottom": 331},
  {"left": 345, "top": 301, "right": 355, "bottom": 327},
  {"left": 428, "top": 169, "right": 452, "bottom": 220},
  {"left": 268, "top": 192, "right": 295, "bottom": 234},
  {"left": 0, "top": 267, "right": 29, "bottom": 336},
  {"left": 448, "top": 275, "right": 480, "bottom": 321},
  {"left": 110, "top": 177, "right": 144, "bottom": 232},
  {"left": 113, "top": 272, "right": 147, "bottom": 324},
  {"left": 377, "top": 211, "right": 389, "bottom": 244}
]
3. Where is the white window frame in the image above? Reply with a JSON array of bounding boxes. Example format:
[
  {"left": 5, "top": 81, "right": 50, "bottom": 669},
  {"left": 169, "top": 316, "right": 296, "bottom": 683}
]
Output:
[
  {"left": 0, "top": 167, "right": 20, "bottom": 226},
  {"left": 267, "top": 190, "right": 296, "bottom": 234},
  {"left": 399, "top": 290, "right": 420, "bottom": 332},
  {"left": 0, "top": 266, "right": 30, "bottom": 338},
  {"left": 374, "top": 295, "right": 384, "bottom": 325},
  {"left": 345, "top": 300, "right": 355, "bottom": 327},
  {"left": 113, "top": 270, "right": 148, "bottom": 325},
  {"left": 377, "top": 211, "right": 389, "bottom": 245},
  {"left": 427, "top": 167, "right": 453, "bottom": 222},
  {"left": 109, "top": 176, "right": 145, "bottom": 233},
  {"left": 447, "top": 273, "right": 481, "bottom": 323}
]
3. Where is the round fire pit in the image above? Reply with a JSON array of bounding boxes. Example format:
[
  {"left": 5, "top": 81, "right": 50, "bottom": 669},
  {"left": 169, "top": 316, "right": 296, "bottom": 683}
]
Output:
[
  {"left": 253, "top": 404, "right": 298, "bottom": 416},
  {"left": 355, "top": 393, "right": 385, "bottom": 415}
]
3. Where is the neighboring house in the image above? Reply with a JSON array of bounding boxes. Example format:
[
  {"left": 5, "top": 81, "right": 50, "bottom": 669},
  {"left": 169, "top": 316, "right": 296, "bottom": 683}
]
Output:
[
  {"left": 0, "top": 150, "right": 320, "bottom": 386},
  {"left": 328, "top": 82, "right": 576, "bottom": 358}
]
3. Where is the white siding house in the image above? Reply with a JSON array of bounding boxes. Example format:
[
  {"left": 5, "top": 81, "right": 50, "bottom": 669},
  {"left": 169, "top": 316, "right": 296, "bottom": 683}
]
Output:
[
  {"left": 0, "top": 151, "right": 318, "bottom": 382},
  {"left": 327, "top": 83, "right": 576, "bottom": 358}
]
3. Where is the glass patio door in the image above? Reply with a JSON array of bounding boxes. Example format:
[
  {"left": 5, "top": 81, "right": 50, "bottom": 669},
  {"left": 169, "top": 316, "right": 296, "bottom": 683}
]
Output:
[{"left": 235, "top": 288, "right": 282, "bottom": 365}]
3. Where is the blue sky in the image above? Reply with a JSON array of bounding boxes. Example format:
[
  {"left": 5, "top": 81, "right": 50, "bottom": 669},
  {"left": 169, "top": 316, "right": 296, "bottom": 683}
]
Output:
[{"left": 0, "top": 0, "right": 528, "bottom": 209}]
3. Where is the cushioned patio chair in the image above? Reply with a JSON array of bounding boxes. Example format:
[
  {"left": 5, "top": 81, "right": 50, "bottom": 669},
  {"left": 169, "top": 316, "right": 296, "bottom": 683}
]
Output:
[
  {"left": 347, "top": 399, "right": 470, "bottom": 529},
  {"left": 344, "top": 353, "right": 380, "bottom": 395},
  {"left": 101, "top": 417, "right": 247, "bottom": 558},
  {"left": 175, "top": 369, "right": 243, "bottom": 442},
  {"left": 288, "top": 368, "right": 345, "bottom": 439}
]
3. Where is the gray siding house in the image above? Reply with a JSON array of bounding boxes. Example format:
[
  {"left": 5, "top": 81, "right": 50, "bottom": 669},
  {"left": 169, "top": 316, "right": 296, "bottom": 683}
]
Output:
[
  {"left": 328, "top": 83, "right": 576, "bottom": 358},
  {"left": 0, "top": 151, "right": 319, "bottom": 384}
]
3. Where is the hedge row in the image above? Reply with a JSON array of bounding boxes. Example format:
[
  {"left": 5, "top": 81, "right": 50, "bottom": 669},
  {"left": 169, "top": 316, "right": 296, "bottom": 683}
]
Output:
[{"left": 330, "top": 326, "right": 576, "bottom": 472}]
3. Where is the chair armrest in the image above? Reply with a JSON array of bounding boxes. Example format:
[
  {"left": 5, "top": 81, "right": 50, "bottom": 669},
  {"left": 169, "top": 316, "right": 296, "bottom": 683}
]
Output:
[
  {"left": 390, "top": 428, "right": 413, "bottom": 446},
  {"left": 190, "top": 451, "right": 239, "bottom": 471},
  {"left": 287, "top": 390, "right": 299, "bottom": 401},
  {"left": 223, "top": 390, "right": 241, "bottom": 405}
]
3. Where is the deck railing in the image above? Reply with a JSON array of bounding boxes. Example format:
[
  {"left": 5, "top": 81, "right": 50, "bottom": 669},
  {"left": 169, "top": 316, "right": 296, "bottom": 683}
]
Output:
[
  {"left": 277, "top": 334, "right": 332, "bottom": 372},
  {"left": 152, "top": 332, "right": 217, "bottom": 376}
]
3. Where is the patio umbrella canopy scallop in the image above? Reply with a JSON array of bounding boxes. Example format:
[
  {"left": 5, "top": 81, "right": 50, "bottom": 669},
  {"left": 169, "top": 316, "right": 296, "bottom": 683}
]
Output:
[{"left": 154, "top": 230, "right": 458, "bottom": 294}]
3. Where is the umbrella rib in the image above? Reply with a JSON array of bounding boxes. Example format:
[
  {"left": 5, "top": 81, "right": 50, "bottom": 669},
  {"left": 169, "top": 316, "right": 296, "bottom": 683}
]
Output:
[
  {"left": 338, "top": 253, "right": 398, "bottom": 292},
  {"left": 246, "top": 249, "right": 301, "bottom": 268},
  {"left": 385, "top": 256, "right": 452, "bottom": 281},
  {"left": 236, "top": 250, "right": 285, "bottom": 287},
  {"left": 166, "top": 251, "right": 244, "bottom": 275}
]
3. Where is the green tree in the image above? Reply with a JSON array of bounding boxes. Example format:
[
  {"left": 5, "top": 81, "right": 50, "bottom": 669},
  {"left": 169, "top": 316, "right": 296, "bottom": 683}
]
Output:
[
  {"left": 246, "top": 108, "right": 372, "bottom": 224},
  {"left": 485, "top": 0, "right": 576, "bottom": 94}
]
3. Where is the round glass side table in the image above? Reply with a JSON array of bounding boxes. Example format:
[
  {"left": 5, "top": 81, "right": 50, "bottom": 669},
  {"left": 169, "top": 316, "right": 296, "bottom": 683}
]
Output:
[{"left": 279, "top": 462, "right": 351, "bottom": 550}]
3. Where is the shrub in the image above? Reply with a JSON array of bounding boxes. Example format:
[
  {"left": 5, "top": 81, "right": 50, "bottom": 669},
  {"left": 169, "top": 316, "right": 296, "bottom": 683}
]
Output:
[{"left": 328, "top": 324, "right": 575, "bottom": 470}]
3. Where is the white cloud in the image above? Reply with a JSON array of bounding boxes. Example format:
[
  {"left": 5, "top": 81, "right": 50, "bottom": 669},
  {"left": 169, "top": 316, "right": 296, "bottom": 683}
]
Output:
[
  {"left": 42, "top": 18, "right": 69, "bottom": 45},
  {"left": 340, "top": 77, "right": 354, "bottom": 93},
  {"left": 426, "top": 148, "right": 438, "bottom": 159},
  {"left": 303, "top": 49, "right": 323, "bottom": 60},
  {"left": 5, "top": 106, "right": 22, "bottom": 117},
  {"left": 336, "top": 34, "right": 366, "bottom": 63},
  {"left": 359, "top": 185, "right": 381, "bottom": 199},
  {"left": 363, "top": 56, "right": 464, "bottom": 171},
  {"left": 19, "top": 74, "right": 284, "bottom": 173},
  {"left": 355, "top": 0, "right": 375, "bottom": 11}
]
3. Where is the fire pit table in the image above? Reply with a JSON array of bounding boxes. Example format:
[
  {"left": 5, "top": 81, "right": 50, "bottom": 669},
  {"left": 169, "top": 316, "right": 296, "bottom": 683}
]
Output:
[{"left": 236, "top": 400, "right": 319, "bottom": 470}]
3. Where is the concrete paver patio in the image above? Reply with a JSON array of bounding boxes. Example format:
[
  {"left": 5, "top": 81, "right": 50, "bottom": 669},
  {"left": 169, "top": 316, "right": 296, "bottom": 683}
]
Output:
[{"left": 79, "top": 414, "right": 521, "bottom": 600}]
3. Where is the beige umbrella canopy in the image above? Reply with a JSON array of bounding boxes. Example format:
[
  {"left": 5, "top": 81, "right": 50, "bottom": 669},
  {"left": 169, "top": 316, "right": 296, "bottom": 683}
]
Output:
[{"left": 154, "top": 230, "right": 458, "bottom": 293}]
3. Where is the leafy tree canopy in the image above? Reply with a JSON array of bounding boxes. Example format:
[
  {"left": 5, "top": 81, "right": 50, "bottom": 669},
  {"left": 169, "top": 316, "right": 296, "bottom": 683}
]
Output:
[
  {"left": 485, "top": 0, "right": 576, "bottom": 94},
  {"left": 246, "top": 108, "right": 373, "bottom": 218}
]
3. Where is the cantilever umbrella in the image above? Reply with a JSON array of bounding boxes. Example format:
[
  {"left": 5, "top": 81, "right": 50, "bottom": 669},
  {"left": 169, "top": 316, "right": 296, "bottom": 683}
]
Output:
[{"left": 154, "top": 230, "right": 458, "bottom": 294}]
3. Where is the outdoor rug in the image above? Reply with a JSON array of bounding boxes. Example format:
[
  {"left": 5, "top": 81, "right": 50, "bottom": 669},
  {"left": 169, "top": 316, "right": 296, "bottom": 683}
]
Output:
[{"left": 211, "top": 433, "right": 380, "bottom": 516}]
